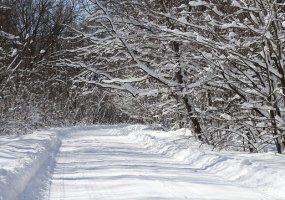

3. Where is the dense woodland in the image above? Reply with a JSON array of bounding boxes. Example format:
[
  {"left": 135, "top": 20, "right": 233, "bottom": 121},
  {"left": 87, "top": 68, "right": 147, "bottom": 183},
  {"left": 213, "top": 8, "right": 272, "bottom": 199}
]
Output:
[{"left": 0, "top": 0, "right": 285, "bottom": 154}]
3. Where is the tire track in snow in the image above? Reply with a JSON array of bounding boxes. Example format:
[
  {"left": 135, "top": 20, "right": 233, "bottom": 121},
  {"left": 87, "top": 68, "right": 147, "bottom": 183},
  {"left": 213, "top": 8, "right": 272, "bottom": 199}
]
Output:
[{"left": 59, "top": 151, "right": 66, "bottom": 200}]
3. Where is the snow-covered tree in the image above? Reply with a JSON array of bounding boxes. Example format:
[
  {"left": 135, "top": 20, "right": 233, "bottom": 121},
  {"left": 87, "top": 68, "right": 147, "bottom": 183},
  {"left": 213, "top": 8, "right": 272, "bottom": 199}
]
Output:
[
  {"left": 48, "top": 0, "right": 285, "bottom": 153},
  {"left": 0, "top": 0, "right": 93, "bottom": 134},
  {"left": 200, "top": 0, "right": 285, "bottom": 153}
]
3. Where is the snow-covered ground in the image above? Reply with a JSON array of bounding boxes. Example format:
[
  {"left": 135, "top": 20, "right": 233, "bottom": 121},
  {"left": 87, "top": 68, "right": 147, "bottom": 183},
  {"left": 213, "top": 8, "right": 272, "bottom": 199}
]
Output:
[{"left": 0, "top": 125, "right": 284, "bottom": 200}]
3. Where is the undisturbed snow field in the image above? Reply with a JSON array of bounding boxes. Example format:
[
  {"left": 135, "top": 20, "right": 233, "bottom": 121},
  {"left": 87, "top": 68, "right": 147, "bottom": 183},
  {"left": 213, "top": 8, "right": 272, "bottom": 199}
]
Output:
[{"left": 0, "top": 125, "right": 284, "bottom": 200}]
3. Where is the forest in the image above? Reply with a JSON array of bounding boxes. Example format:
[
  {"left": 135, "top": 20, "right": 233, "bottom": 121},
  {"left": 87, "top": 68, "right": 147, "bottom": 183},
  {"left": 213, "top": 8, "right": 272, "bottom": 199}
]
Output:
[{"left": 1, "top": 0, "right": 285, "bottom": 154}]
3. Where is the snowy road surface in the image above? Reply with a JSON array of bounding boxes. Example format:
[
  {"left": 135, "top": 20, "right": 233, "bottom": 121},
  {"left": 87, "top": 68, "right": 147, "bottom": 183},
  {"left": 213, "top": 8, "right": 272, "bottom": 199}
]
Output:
[
  {"left": 42, "top": 127, "right": 273, "bottom": 200},
  {"left": 1, "top": 126, "right": 284, "bottom": 200}
]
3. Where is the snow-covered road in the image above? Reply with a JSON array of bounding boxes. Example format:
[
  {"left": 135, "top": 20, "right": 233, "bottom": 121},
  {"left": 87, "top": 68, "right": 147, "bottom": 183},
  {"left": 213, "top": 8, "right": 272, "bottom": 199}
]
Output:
[
  {"left": 1, "top": 126, "right": 284, "bottom": 200},
  {"left": 44, "top": 127, "right": 273, "bottom": 200}
]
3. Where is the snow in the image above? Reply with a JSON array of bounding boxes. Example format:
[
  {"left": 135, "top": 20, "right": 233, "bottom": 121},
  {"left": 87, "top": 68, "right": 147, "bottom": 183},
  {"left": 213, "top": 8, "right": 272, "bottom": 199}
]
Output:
[
  {"left": 10, "top": 49, "right": 17, "bottom": 57},
  {"left": 0, "top": 130, "right": 61, "bottom": 200},
  {"left": 129, "top": 128, "right": 285, "bottom": 199},
  {"left": 220, "top": 113, "right": 232, "bottom": 120},
  {"left": 265, "top": 32, "right": 272, "bottom": 39},
  {"left": 102, "top": 76, "right": 147, "bottom": 84},
  {"left": 282, "top": 21, "right": 285, "bottom": 28},
  {"left": 0, "top": 6, "right": 11, "bottom": 10},
  {"left": 231, "top": 0, "right": 242, "bottom": 7},
  {"left": 188, "top": 0, "right": 208, "bottom": 6},
  {"left": 0, "top": 31, "right": 18, "bottom": 40},
  {"left": 0, "top": 125, "right": 284, "bottom": 199}
]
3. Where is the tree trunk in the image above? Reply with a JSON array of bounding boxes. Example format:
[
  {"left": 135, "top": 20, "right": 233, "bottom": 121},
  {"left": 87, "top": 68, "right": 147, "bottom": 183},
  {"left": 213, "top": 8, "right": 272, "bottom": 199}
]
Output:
[
  {"left": 172, "top": 41, "right": 203, "bottom": 141},
  {"left": 269, "top": 110, "right": 282, "bottom": 154}
]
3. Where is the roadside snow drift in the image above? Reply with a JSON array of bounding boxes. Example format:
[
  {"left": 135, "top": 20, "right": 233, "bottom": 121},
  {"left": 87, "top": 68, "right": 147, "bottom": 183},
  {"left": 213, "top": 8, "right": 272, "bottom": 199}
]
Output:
[
  {"left": 0, "top": 125, "right": 284, "bottom": 200},
  {"left": 0, "top": 131, "right": 61, "bottom": 200},
  {"left": 128, "top": 127, "right": 285, "bottom": 199}
]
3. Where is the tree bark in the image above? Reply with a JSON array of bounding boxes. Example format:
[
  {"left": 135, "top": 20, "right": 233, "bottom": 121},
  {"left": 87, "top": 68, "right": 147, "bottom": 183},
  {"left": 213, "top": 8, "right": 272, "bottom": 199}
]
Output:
[{"left": 172, "top": 41, "right": 203, "bottom": 141}]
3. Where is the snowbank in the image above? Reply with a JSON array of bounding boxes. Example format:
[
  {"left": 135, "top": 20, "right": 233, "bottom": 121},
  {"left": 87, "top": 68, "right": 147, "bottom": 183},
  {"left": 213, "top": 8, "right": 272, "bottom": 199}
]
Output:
[
  {"left": 128, "top": 128, "right": 285, "bottom": 199},
  {"left": 0, "top": 131, "right": 61, "bottom": 200}
]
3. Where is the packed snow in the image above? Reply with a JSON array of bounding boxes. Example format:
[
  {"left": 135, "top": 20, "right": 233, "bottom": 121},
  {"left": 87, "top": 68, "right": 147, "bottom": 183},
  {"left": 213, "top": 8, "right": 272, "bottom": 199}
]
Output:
[{"left": 0, "top": 125, "right": 284, "bottom": 200}]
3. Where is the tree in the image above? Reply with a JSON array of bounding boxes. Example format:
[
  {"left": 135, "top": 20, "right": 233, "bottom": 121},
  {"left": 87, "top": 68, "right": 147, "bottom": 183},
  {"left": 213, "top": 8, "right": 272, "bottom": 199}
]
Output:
[
  {"left": 40, "top": 0, "right": 285, "bottom": 153},
  {"left": 209, "top": 0, "right": 285, "bottom": 153},
  {"left": 0, "top": 0, "right": 87, "bottom": 134}
]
